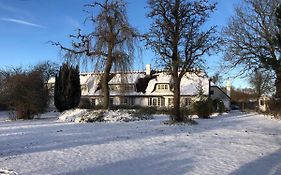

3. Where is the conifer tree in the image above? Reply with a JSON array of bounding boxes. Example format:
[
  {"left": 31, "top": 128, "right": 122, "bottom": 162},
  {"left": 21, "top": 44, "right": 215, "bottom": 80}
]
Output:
[{"left": 54, "top": 63, "right": 81, "bottom": 112}]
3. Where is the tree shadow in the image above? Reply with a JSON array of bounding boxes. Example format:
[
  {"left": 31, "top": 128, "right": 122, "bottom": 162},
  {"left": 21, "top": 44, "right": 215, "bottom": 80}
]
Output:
[
  {"left": 54, "top": 152, "right": 193, "bottom": 175},
  {"left": 229, "top": 148, "right": 281, "bottom": 175},
  {"left": 0, "top": 112, "right": 252, "bottom": 158}
]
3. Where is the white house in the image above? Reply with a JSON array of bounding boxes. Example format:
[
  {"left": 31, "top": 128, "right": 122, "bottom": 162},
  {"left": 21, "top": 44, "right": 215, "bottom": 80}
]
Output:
[
  {"left": 258, "top": 95, "right": 270, "bottom": 112},
  {"left": 209, "top": 86, "right": 231, "bottom": 110},
  {"left": 48, "top": 64, "right": 230, "bottom": 109}
]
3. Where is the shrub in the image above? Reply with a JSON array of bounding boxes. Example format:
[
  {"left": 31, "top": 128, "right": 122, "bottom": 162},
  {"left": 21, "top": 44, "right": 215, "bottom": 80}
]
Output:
[
  {"left": 136, "top": 107, "right": 157, "bottom": 116},
  {"left": 0, "top": 68, "right": 49, "bottom": 119},
  {"left": 110, "top": 105, "right": 135, "bottom": 110},
  {"left": 180, "top": 107, "right": 191, "bottom": 117},
  {"left": 268, "top": 98, "right": 281, "bottom": 118},
  {"left": 93, "top": 105, "right": 104, "bottom": 110},
  {"left": 79, "top": 98, "right": 92, "bottom": 109},
  {"left": 218, "top": 100, "right": 225, "bottom": 113},
  {"left": 193, "top": 98, "right": 213, "bottom": 118},
  {"left": 213, "top": 99, "right": 225, "bottom": 113}
]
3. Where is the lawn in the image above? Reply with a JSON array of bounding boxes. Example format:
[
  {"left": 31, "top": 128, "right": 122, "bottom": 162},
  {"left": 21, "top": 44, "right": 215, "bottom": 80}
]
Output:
[{"left": 0, "top": 111, "right": 281, "bottom": 175}]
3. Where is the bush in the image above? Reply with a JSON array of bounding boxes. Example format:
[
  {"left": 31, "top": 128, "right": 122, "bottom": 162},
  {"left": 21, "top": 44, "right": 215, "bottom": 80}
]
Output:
[
  {"left": 1, "top": 68, "right": 49, "bottom": 119},
  {"left": 268, "top": 98, "right": 281, "bottom": 118},
  {"left": 213, "top": 99, "right": 225, "bottom": 113},
  {"left": 193, "top": 98, "right": 213, "bottom": 118},
  {"left": 218, "top": 101, "right": 225, "bottom": 113},
  {"left": 78, "top": 98, "right": 92, "bottom": 109},
  {"left": 93, "top": 105, "right": 104, "bottom": 110},
  {"left": 110, "top": 105, "right": 136, "bottom": 110},
  {"left": 135, "top": 107, "right": 157, "bottom": 116}
]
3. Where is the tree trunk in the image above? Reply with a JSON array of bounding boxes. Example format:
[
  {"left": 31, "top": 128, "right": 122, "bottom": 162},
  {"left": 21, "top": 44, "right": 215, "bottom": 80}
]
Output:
[
  {"left": 102, "top": 55, "right": 113, "bottom": 109},
  {"left": 173, "top": 76, "right": 183, "bottom": 122},
  {"left": 275, "top": 70, "right": 281, "bottom": 100}
]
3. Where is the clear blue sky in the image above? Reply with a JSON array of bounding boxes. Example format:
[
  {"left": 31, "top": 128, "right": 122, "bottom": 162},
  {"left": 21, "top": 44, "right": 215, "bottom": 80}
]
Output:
[{"left": 0, "top": 0, "right": 247, "bottom": 88}]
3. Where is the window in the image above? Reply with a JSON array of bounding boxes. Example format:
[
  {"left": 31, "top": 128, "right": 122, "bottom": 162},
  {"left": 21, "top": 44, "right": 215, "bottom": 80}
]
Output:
[
  {"left": 124, "top": 84, "right": 134, "bottom": 91},
  {"left": 92, "top": 98, "right": 96, "bottom": 106},
  {"left": 157, "top": 84, "right": 169, "bottom": 90},
  {"left": 210, "top": 90, "right": 214, "bottom": 95},
  {"left": 157, "top": 97, "right": 161, "bottom": 106},
  {"left": 130, "top": 97, "right": 135, "bottom": 106},
  {"left": 149, "top": 97, "right": 164, "bottom": 106},
  {"left": 152, "top": 98, "right": 157, "bottom": 106},
  {"left": 110, "top": 84, "right": 134, "bottom": 92},
  {"left": 110, "top": 98, "right": 114, "bottom": 106},
  {"left": 260, "top": 100, "right": 264, "bottom": 106},
  {"left": 123, "top": 97, "right": 128, "bottom": 105},
  {"left": 81, "top": 85, "right": 87, "bottom": 91},
  {"left": 110, "top": 85, "right": 118, "bottom": 91},
  {"left": 168, "top": 98, "right": 173, "bottom": 106},
  {"left": 122, "top": 97, "right": 135, "bottom": 106},
  {"left": 185, "top": 98, "right": 191, "bottom": 106},
  {"left": 157, "top": 84, "right": 160, "bottom": 90}
]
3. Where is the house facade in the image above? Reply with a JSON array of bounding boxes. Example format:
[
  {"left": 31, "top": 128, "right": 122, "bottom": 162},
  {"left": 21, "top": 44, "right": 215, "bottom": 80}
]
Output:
[
  {"left": 258, "top": 95, "right": 270, "bottom": 112},
  {"left": 48, "top": 64, "right": 230, "bottom": 109},
  {"left": 209, "top": 86, "right": 231, "bottom": 110}
]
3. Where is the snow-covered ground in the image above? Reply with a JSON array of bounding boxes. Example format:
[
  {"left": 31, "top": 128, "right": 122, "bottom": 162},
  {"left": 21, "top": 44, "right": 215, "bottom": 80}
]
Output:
[
  {"left": 1, "top": 111, "right": 281, "bottom": 175},
  {"left": 0, "top": 111, "right": 11, "bottom": 121}
]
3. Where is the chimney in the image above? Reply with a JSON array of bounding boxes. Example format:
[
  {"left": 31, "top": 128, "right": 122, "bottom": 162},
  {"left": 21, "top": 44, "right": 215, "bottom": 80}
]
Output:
[
  {"left": 146, "top": 64, "right": 151, "bottom": 75},
  {"left": 226, "top": 79, "right": 231, "bottom": 97}
]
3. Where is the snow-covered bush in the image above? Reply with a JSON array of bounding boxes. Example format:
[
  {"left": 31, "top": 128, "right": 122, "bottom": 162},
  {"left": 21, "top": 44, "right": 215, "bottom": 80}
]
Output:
[
  {"left": 59, "top": 109, "right": 88, "bottom": 122},
  {"left": 58, "top": 109, "right": 153, "bottom": 123}
]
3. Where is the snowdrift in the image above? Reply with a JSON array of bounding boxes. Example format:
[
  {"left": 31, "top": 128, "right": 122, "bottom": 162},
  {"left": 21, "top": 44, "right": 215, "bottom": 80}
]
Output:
[{"left": 58, "top": 109, "right": 153, "bottom": 123}]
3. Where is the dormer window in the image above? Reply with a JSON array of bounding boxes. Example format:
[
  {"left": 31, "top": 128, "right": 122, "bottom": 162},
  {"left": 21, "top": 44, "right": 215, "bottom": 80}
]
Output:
[
  {"left": 157, "top": 84, "right": 169, "bottom": 90},
  {"left": 109, "top": 84, "right": 134, "bottom": 92}
]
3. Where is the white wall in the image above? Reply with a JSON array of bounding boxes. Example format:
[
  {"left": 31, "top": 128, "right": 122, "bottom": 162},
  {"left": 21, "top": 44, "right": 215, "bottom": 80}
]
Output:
[{"left": 210, "top": 86, "right": 231, "bottom": 110}]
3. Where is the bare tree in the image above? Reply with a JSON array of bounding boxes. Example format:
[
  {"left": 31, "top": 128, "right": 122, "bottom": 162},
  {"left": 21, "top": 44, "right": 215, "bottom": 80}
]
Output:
[
  {"left": 249, "top": 70, "right": 274, "bottom": 98},
  {"left": 212, "top": 72, "right": 223, "bottom": 87},
  {"left": 33, "top": 61, "right": 59, "bottom": 83},
  {"left": 52, "top": 0, "right": 139, "bottom": 109},
  {"left": 146, "top": 0, "right": 219, "bottom": 122},
  {"left": 223, "top": 0, "right": 281, "bottom": 99}
]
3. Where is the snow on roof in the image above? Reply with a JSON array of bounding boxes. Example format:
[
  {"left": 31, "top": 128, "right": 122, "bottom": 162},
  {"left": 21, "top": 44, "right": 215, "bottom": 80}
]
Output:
[
  {"left": 180, "top": 73, "right": 209, "bottom": 96},
  {"left": 109, "top": 72, "right": 145, "bottom": 84},
  {"left": 145, "top": 72, "right": 209, "bottom": 96},
  {"left": 49, "top": 71, "right": 210, "bottom": 96},
  {"left": 146, "top": 72, "right": 170, "bottom": 93},
  {"left": 80, "top": 74, "right": 93, "bottom": 85}
]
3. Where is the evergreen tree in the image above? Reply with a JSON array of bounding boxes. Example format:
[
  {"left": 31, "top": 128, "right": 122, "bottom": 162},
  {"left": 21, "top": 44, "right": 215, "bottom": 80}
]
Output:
[
  {"left": 195, "top": 80, "right": 205, "bottom": 101},
  {"left": 54, "top": 63, "right": 81, "bottom": 112}
]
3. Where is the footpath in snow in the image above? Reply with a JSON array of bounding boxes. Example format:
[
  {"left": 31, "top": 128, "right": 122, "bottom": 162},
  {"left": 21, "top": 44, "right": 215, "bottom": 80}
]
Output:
[{"left": 0, "top": 111, "right": 281, "bottom": 175}]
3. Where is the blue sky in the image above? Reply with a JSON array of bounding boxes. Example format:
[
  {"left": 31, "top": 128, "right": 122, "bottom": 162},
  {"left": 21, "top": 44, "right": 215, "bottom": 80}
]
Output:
[{"left": 0, "top": 0, "right": 248, "bottom": 88}]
